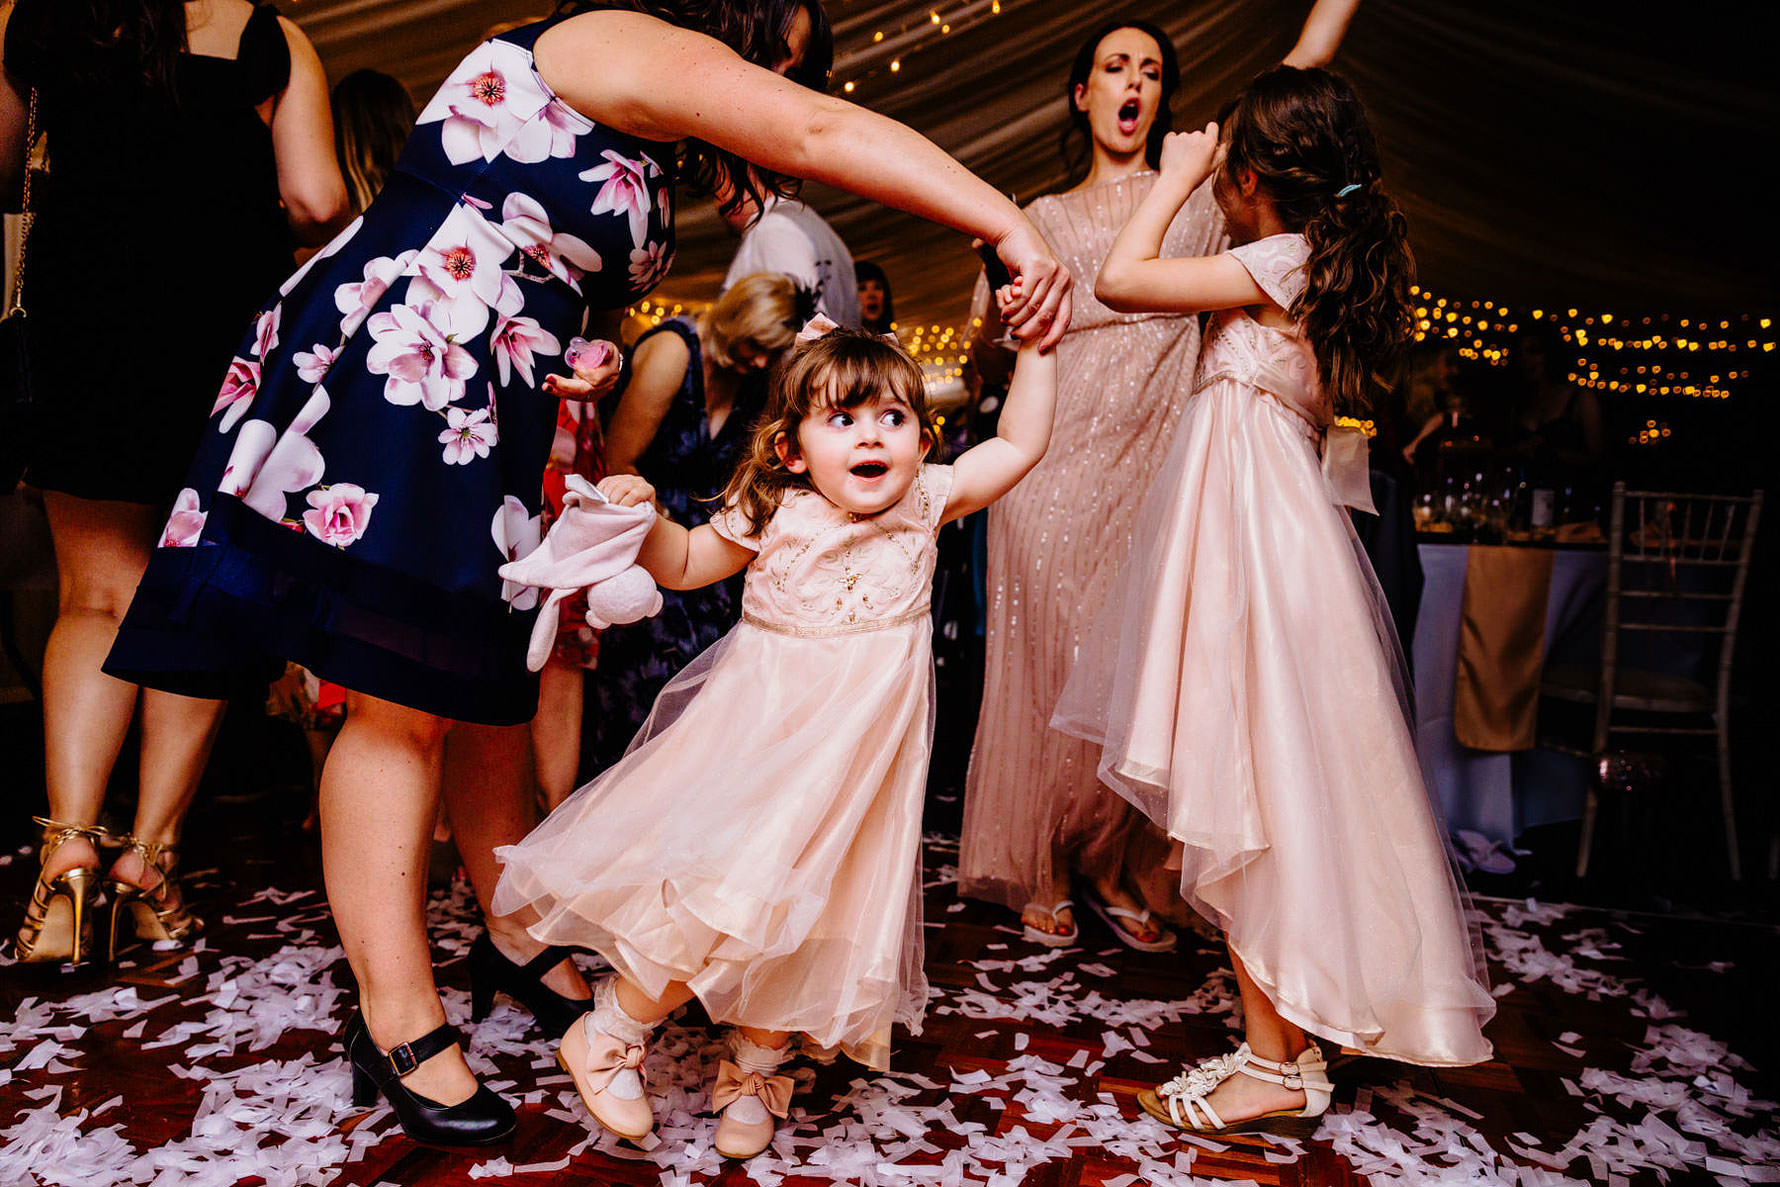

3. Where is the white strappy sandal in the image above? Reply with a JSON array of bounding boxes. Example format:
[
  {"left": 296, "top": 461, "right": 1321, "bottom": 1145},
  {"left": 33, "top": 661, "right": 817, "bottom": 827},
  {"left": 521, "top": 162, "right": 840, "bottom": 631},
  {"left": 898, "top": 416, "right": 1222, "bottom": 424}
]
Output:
[{"left": 1138, "top": 1042, "right": 1332, "bottom": 1138}]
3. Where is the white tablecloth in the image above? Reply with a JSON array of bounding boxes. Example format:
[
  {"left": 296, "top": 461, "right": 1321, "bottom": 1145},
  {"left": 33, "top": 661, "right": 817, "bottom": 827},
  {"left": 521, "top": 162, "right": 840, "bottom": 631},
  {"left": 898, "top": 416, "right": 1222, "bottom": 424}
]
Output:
[{"left": 1411, "top": 544, "right": 1606, "bottom": 845}]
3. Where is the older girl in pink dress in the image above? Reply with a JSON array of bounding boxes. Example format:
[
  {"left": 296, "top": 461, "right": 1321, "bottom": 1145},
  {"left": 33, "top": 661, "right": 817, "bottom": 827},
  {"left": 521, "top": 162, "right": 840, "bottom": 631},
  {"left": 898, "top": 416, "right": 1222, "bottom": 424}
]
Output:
[
  {"left": 1053, "top": 67, "right": 1494, "bottom": 1137},
  {"left": 494, "top": 323, "right": 1056, "bottom": 1158}
]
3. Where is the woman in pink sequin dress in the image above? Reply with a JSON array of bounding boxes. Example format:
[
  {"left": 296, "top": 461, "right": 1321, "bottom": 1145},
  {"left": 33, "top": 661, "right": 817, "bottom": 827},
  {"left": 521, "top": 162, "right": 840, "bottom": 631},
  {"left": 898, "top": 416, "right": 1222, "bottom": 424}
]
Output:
[{"left": 959, "top": 6, "right": 1357, "bottom": 948}]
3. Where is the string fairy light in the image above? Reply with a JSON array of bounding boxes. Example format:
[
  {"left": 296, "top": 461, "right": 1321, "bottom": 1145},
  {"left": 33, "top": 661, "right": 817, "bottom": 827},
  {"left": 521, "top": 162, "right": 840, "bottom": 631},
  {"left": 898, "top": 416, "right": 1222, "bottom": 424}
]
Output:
[
  {"left": 836, "top": 0, "right": 1008, "bottom": 97},
  {"left": 1409, "top": 284, "right": 1773, "bottom": 404}
]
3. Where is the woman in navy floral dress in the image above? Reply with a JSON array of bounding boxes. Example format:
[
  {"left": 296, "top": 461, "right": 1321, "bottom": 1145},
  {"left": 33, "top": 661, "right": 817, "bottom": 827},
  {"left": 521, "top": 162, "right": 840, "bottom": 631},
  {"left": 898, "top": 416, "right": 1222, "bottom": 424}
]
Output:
[{"left": 106, "top": 0, "right": 1074, "bottom": 1147}]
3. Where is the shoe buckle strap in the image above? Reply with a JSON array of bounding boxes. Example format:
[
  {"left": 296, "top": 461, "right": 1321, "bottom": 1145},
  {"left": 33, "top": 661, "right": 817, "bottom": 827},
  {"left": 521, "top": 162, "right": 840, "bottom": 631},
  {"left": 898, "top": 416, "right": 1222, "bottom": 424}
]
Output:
[{"left": 387, "top": 1041, "right": 421, "bottom": 1077}]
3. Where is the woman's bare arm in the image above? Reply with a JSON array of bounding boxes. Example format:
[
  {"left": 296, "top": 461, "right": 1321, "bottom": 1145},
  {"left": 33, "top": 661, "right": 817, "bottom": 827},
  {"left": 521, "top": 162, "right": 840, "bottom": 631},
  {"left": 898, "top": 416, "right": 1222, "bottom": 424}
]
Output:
[
  {"left": 268, "top": 17, "right": 351, "bottom": 245},
  {"left": 534, "top": 11, "right": 1071, "bottom": 349},
  {"left": 602, "top": 332, "right": 691, "bottom": 475},
  {"left": 1282, "top": 0, "right": 1361, "bottom": 68}
]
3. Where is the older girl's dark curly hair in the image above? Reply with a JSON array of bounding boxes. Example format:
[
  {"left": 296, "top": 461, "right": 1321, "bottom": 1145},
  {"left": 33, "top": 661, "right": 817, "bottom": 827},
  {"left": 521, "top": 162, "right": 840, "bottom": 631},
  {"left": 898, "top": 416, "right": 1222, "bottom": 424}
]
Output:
[
  {"left": 1219, "top": 66, "right": 1415, "bottom": 415},
  {"left": 553, "top": 1, "right": 834, "bottom": 223}
]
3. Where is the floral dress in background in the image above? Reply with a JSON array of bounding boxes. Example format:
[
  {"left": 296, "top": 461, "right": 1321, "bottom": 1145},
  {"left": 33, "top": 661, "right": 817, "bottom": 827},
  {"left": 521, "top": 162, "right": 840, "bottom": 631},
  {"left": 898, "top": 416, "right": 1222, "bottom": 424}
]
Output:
[{"left": 106, "top": 18, "right": 677, "bottom": 726}]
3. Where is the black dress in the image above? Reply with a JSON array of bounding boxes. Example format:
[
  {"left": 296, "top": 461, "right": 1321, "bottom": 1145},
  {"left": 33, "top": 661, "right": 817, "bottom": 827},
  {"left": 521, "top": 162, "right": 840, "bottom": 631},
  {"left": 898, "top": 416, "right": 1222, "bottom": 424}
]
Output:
[{"left": 6, "top": 0, "right": 294, "bottom": 504}]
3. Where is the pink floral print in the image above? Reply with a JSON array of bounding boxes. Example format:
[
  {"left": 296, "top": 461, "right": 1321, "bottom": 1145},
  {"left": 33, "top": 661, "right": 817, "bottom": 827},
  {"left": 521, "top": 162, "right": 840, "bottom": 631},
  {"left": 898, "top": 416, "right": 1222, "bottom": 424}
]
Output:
[
  {"left": 161, "top": 489, "right": 207, "bottom": 548},
  {"left": 252, "top": 307, "right": 281, "bottom": 360},
  {"left": 410, "top": 204, "right": 523, "bottom": 339},
  {"left": 491, "top": 496, "right": 543, "bottom": 610},
  {"left": 365, "top": 302, "right": 478, "bottom": 410},
  {"left": 294, "top": 344, "right": 339, "bottom": 385},
  {"left": 490, "top": 313, "right": 562, "bottom": 387},
  {"left": 439, "top": 405, "right": 498, "bottom": 466},
  {"left": 335, "top": 251, "right": 419, "bottom": 338},
  {"left": 415, "top": 41, "right": 554, "bottom": 166},
  {"left": 628, "top": 242, "right": 673, "bottom": 290},
  {"left": 302, "top": 483, "right": 380, "bottom": 547},
  {"left": 212, "top": 357, "right": 260, "bottom": 433},
  {"left": 222, "top": 389, "right": 331, "bottom": 522},
  {"left": 499, "top": 192, "right": 602, "bottom": 292},
  {"left": 581, "top": 150, "right": 660, "bottom": 247}
]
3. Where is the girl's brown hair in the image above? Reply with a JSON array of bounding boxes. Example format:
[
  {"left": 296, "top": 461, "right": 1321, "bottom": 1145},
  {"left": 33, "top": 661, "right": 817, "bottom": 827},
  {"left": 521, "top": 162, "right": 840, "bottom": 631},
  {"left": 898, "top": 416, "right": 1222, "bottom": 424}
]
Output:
[
  {"left": 1220, "top": 66, "right": 1415, "bottom": 415},
  {"left": 331, "top": 70, "right": 418, "bottom": 215},
  {"left": 719, "top": 329, "right": 937, "bottom": 536}
]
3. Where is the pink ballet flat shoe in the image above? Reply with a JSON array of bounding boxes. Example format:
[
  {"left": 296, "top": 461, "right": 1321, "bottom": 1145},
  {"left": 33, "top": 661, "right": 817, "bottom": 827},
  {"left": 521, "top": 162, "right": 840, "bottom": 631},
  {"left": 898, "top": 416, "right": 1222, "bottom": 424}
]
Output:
[
  {"left": 1138, "top": 1042, "right": 1332, "bottom": 1139},
  {"left": 711, "top": 1058, "right": 795, "bottom": 1159},
  {"left": 713, "top": 1032, "right": 796, "bottom": 1160},
  {"left": 558, "top": 1012, "right": 653, "bottom": 1142}
]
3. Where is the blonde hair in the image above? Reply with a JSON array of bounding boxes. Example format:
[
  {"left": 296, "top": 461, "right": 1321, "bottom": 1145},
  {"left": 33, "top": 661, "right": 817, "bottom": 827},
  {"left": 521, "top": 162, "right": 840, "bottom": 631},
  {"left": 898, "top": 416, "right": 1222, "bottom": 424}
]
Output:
[
  {"left": 719, "top": 328, "right": 938, "bottom": 536},
  {"left": 701, "top": 273, "right": 800, "bottom": 371}
]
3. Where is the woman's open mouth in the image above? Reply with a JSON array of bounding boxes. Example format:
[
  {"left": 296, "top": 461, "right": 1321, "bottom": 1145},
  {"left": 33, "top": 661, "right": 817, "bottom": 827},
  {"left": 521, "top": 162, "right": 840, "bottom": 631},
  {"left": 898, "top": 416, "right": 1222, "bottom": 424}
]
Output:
[
  {"left": 850, "top": 461, "right": 889, "bottom": 480},
  {"left": 1117, "top": 99, "right": 1142, "bottom": 136}
]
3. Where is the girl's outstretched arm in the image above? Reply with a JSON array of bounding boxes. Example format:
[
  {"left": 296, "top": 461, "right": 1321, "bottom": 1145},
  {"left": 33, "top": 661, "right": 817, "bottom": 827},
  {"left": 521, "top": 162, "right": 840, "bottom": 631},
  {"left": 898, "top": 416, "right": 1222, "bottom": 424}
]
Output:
[
  {"left": 1282, "top": 0, "right": 1361, "bottom": 68},
  {"left": 600, "top": 475, "right": 754, "bottom": 591},
  {"left": 943, "top": 333, "right": 1058, "bottom": 523},
  {"left": 1095, "top": 125, "right": 1271, "bottom": 317}
]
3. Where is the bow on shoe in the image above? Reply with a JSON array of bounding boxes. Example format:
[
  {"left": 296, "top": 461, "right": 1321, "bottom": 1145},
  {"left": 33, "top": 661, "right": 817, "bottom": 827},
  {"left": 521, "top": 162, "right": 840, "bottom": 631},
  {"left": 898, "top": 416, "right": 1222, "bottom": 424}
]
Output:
[
  {"left": 712, "top": 1060, "right": 795, "bottom": 1119},
  {"left": 582, "top": 1031, "right": 648, "bottom": 1094}
]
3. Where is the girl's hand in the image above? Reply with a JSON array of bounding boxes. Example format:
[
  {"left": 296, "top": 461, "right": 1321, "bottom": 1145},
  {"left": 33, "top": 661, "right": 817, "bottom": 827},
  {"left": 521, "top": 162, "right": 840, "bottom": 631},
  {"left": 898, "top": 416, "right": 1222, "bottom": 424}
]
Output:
[
  {"left": 598, "top": 473, "right": 657, "bottom": 508},
  {"left": 992, "top": 221, "right": 1073, "bottom": 351},
  {"left": 541, "top": 338, "right": 623, "bottom": 402},
  {"left": 1158, "top": 123, "right": 1220, "bottom": 190}
]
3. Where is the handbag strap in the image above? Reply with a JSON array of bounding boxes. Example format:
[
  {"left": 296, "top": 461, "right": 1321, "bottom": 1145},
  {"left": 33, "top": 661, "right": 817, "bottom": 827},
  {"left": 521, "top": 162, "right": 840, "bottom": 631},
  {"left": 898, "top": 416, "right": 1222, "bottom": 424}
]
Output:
[{"left": 9, "top": 87, "right": 38, "bottom": 313}]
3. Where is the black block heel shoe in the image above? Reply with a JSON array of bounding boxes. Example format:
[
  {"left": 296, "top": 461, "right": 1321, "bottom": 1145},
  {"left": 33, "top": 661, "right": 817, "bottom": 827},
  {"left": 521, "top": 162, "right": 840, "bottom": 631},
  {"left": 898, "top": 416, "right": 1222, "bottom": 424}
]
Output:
[
  {"left": 467, "top": 932, "right": 592, "bottom": 1035},
  {"left": 344, "top": 1012, "right": 516, "bottom": 1147}
]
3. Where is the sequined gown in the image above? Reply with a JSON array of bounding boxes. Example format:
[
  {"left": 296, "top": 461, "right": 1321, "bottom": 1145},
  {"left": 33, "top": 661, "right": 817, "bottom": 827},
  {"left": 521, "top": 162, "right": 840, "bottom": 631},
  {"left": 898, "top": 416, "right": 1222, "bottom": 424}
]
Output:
[
  {"left": 494, "top": 466, "right": 954, "bottom": 1070},
  {"left": 958, "top": 174, "right": 1225, "bottom": 912},
  {"left": 1053, "top": 237, "right": 1495, "bottom": 1065}
]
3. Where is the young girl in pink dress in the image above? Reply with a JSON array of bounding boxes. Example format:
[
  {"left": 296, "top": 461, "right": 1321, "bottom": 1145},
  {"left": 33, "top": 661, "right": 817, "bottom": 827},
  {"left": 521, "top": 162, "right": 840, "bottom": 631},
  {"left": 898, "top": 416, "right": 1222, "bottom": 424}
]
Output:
[
  {"left": 494, "top": 321, "right": 1056, "bottom": 1158},
  {"left": 1052, "top": 67, "right": 1496, "bottom": 1137}
]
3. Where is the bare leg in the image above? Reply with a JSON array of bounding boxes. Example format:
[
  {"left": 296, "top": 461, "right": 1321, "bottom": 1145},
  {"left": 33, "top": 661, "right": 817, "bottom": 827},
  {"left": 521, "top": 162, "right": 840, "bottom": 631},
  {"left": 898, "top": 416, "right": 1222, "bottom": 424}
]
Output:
[
  {"left": 614, "top": 976, "right": 696, "bottom": 1025},
  {"left": 110, "top": 689, "right": 227, "bottom": 902},
  {"left": 321, "top": 691, "right": 477, "bottom": 1106},
  {"left": 1189, "top": 946, "right": 1311, "bottom": 1123},
  {"left": 32, "top": 494, "right": 162, "bottom": 889},
  {"left": 531, "top": 661, "right": 584, "bottom": 812},
  {"left": 736, "top": 1025, "right": 791, "bottom": 1049},
  {"left": 442, "top": 721, "right": 588, "bottom": 1001}
]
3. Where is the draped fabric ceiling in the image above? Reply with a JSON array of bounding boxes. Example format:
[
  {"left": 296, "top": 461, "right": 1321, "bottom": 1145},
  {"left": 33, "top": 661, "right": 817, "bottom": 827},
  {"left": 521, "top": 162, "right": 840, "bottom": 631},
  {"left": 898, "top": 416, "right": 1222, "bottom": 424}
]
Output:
[{"left": 292, "top": 0, "right": 1774, "bottom": 332}]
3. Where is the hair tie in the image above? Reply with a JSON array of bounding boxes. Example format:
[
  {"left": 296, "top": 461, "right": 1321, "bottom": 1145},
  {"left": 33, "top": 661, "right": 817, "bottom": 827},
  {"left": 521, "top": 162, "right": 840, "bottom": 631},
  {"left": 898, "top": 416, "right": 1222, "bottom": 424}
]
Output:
[
  {"left": 1335, "top": 183, "right": 1361, "bottom": 198},
  {"left": 795, "top": 313, "right": 840, "bottom": 342}
]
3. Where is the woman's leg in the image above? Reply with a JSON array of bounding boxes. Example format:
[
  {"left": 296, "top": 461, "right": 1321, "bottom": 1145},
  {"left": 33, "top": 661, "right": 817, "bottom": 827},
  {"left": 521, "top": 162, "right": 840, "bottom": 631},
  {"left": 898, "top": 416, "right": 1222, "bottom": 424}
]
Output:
[
  {"left": 441, "top": 721, "right": 589, "bottom": 1001},
  {"left": 321, "top": 691, "right": 477, "bottom": 1106},
  {"left": 32, "top": 493, "right": 162, "bottom": 885},
  {"left": 531, "top": 661, "right": 583, "bottom": 813},
  {"left": 109, "top": 688, "right": 228, "bottom": 905}
]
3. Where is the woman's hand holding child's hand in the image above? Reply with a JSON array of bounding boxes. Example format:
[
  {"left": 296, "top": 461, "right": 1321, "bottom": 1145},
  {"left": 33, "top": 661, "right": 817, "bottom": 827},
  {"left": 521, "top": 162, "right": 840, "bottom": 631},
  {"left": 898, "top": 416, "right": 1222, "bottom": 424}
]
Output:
[
  {"left": 1158, "top": 123, "right": 1220, "bottom": 192},
  {"left": 542, "top": 338, "right": 622, "bottom": 402}
]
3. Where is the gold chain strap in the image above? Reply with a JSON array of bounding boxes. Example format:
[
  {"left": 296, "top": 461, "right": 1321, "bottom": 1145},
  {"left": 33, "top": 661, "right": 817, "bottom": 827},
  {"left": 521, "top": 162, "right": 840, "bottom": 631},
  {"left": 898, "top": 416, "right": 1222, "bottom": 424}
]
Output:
[{"left": 9, "top": 87, "right": 38, "bottom": 312}]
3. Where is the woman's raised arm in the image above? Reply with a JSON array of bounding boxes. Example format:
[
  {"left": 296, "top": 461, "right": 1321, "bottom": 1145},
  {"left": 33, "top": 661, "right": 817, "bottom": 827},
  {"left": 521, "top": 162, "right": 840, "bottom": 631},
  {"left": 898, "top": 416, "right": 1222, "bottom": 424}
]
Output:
[{"left": 534, "top": 11, "right": 1071, "bottom": 349}]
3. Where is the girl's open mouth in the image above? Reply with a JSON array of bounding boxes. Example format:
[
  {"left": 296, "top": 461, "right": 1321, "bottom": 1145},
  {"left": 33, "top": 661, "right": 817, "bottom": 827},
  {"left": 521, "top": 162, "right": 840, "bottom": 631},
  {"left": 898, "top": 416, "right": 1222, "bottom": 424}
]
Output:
[
  {"left": 850, "top": 461, "right": 889, "bottom": 479},
  {"left": 1118, "top": 99, "right": 1142, "bottom": 135}
]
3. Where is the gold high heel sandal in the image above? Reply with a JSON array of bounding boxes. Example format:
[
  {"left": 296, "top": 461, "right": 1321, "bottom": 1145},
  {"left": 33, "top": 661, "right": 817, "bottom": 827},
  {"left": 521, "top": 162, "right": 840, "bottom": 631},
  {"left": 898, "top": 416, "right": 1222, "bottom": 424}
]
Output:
[
  {"left": 12, "top": 817, "right": 107, "bottom": 964},
  {"left": 108, "top": 835, "right": 203, "bottom": 958}
]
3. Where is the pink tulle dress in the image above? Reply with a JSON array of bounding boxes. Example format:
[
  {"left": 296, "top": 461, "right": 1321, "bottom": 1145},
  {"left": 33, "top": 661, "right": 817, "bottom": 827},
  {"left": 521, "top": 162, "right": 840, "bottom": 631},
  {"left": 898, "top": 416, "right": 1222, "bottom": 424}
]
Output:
[
  {"left": 1052, "top": 236, "right": 1496, "bottom": 1066},
  {"left": 492, "top": 464, "right": 954, "bottom": 1070}
]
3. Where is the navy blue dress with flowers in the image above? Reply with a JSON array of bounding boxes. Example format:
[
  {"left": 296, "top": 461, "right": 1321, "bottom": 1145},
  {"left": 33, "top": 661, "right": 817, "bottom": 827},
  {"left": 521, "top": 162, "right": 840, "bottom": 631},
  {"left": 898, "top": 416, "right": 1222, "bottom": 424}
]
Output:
[{"left": 106, "top": 19, "right": 677, "bottom": 725}]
